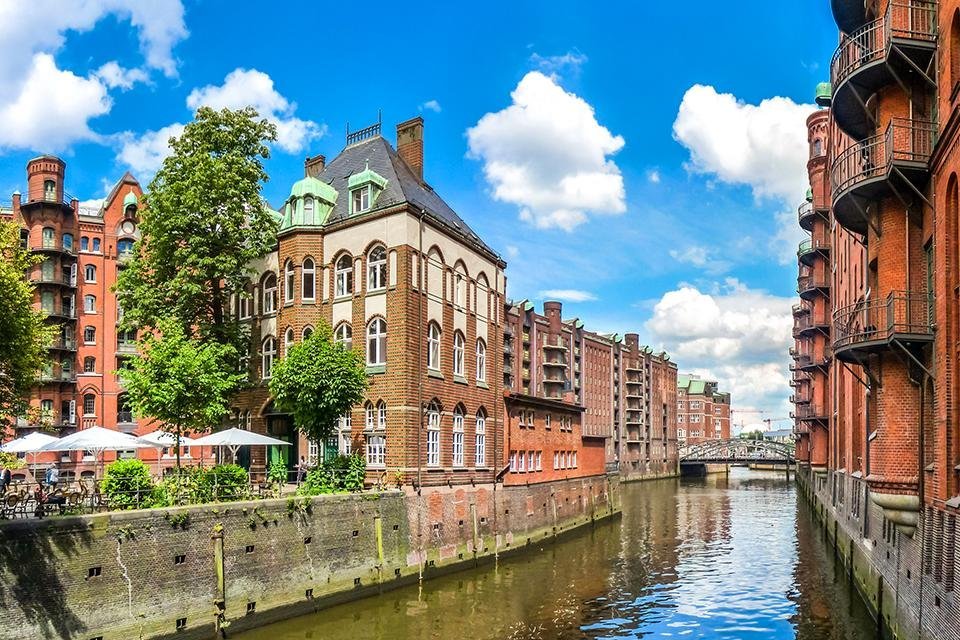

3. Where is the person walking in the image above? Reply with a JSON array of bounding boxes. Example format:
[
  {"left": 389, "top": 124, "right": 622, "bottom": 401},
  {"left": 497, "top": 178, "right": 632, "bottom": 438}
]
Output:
[
  {"left": 296, "top": 456, "right": 307, "bottom": 486},
  {"left": 44, "top": 463, "right": 59, "bottom": 492},
  {"left": 0, "top": 465, "right": 11, "bottom": 494}
]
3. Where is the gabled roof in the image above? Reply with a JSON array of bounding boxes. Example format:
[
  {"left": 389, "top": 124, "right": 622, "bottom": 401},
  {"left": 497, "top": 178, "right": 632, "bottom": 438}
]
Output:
[{"left": 315, "top": 135, "right": 501, "bottom": 262}]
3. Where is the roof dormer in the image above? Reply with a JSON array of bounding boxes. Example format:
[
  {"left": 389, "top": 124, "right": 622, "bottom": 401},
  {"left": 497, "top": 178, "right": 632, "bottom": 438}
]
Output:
[
  {"left": 280, "top": 175, "right": 338, "bottom": 233},
  {"left": 347, "top": 161, "right": 387, "bottom": 215}
]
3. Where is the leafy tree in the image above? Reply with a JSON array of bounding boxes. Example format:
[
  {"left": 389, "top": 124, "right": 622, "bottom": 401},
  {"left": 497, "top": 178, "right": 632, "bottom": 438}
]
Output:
[
  {"left": 0, "top": 219, "right": 54, "bottom": 435},
  {"left": 0, "top": 452, "right": 25, "bottom": 470},
  {"left": 118, "top": 318, "right": 245, "bottom": 468},
  {"left": 115, "top": 106, "right": 279, "bottom": 354},
  {"left": 101, "top": 459, "right": 154, "bottom": 510},
  {"left": 269, "top": 322, "right": 368, "bottom": 444}
]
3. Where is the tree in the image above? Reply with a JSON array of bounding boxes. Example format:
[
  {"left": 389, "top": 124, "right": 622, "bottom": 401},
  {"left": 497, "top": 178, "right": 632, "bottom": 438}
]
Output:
[
  {"left": 118, "top": 319, "right": 245, "bottom": 468},
  {"left": 269, "top": 322, "right": 368, "bottom": 444},
  {"left": 0, "top": 219, "right": 54, "bottom": 435},
  {"left": 115, "top": 106, "right": 279, "bottom": 354}
]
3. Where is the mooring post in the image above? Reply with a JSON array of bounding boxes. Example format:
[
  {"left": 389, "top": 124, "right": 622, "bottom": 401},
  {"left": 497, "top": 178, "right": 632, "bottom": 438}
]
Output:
[
  {"left": 375, "top": 515, "right": 384, "bottom": 589},
  {"left": 212, "top": 523, "right": 227, "bottom": 638},
  {"left": 470, "top": 503, "right": 479, "bottom": 564}
]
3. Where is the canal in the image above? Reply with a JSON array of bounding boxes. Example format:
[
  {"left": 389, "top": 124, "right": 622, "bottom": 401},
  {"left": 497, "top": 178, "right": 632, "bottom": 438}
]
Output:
[{"left": 237, "top": 468, "right": 879, "bottom": 639}]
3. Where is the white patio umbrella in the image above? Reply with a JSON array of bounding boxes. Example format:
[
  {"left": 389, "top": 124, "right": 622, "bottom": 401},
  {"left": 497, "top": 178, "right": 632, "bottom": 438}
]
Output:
[
  {"left": 139, "top": 430, "right": 197, "bottom": 474},
  {"left": 1, "top": 432, "right": 59, "bottom": 482},
  {"left": 190, "top": 427, "right": 290, "bottom": 464},
  {"left": 35, "top": 426, "right": 155, "bottom": 477}
]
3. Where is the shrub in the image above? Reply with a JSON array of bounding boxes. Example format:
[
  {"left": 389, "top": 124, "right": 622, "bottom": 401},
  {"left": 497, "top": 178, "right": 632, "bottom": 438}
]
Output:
[
  {"left": 101, "top": 459, "right": 155, "bottom": 510},
  {"left": 201, "top": 464, "right": 249, "bottom": 502},
  {"left": 297, "top": 454, "right": 365, "bottom": 496},
  {"left": 267, "top": 460, "right": 288, "bottom": 486}
]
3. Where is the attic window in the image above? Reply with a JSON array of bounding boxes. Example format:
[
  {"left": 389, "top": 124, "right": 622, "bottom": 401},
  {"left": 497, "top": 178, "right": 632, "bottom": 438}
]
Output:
[{"left": 352, "top": 186, "right": 370, "bottom": 214}]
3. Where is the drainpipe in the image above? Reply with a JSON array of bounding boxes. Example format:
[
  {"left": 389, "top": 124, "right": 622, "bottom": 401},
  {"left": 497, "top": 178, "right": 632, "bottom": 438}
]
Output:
[{"left": 417, "top": 208, "right": 425, "bottom": 493}]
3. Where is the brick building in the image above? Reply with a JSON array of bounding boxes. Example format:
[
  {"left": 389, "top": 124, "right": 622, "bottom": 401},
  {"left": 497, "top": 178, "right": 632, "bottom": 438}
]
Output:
[
  {"left": 794, "top": 1, "right": 960, "bottom": 637},
  {"left": 676, "top": 374, "right": 730, "bottom": 445}
]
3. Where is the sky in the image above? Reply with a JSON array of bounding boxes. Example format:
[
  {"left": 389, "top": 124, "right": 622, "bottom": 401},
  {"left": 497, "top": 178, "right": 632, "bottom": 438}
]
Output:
[{"left": 0, "top": 0, "right": 839, "bottom": 431}]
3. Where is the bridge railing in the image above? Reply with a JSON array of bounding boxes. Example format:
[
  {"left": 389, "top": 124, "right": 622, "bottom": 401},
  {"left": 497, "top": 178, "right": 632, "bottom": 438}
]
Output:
[{"left": 679, "top": 439, "right": 796, "bottom": 463}]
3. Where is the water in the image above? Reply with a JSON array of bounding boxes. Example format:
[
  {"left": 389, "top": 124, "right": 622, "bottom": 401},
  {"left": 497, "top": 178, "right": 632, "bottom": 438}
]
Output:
[{"left": 237, "top": 468, "right": 879, "bottom": 640}]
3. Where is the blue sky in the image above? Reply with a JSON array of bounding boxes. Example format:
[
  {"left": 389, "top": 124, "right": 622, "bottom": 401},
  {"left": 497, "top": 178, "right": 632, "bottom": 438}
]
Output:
[{"left": 0, "top": 1, "right": 839, "bottom": 426}]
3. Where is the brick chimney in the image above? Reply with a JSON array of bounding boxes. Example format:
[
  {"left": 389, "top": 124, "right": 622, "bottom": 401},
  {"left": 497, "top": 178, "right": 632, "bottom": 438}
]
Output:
[
  {"left": 396, "top": 117, "right": 424, "bottom": 180},
  {"left": 304, "top": 154, "right": 325, "bottom": 178},
  {"left": 543, "top": 300, "right": 563, "bottom": 333}
]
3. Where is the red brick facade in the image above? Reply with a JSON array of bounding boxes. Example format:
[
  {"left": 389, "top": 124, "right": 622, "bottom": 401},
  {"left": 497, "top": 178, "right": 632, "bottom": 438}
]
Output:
[{"left": 676, "top": 374, "right": 730, "bottom": 445}]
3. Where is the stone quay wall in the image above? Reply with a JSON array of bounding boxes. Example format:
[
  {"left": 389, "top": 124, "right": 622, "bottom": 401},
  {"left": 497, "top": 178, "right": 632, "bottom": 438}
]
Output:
[
  {"left": 797, "top": 466, "right": 960, "bottom": 640},
  {"left": 0, "top": 473, "right": 619, "bottom": 640}
]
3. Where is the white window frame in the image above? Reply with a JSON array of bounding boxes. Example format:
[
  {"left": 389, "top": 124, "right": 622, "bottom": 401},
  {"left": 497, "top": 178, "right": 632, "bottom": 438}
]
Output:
[
  {"left": 453, "top": 331, "right": 465, "bottom": 377},
  {"left": 352, "top": 185, "right": 370, "bottom": 213},
  {"left": 365, "top": 402, "right": 375, "bottom": 429},
  {"left": 427, "top": 323, "right": 441, "bottom": 371},
  {"left": 367, "top": 245, "right": 387, "bottom": 291},
  {"left": 452, "top": 409, "right": 464, "bottom": 467},
  {"left": 475, "top": 413, "right": 486, "bottom": 467},
  {"left": 303, "top": 197, "right": 315, "bottom": 225},
  {"left": 302, "top": 258, "right": 316, "bottom": 301},
  {"left": 284, "top": 327, "right": 294, "bottom": 356},
  {"left": 366, "top": 434, "right": 385, "bottom": 467},
  {"left": 338, "top": 412, "right": 352, "bottom": 455},
  {"left": 367, "top": 319, "right": 386, "bottom": 365},
  {"left": 84, "top": 295, "right": 96, "bottom": 314},
  {"left": 84, "top": 264, "right": 96, "bottom": 283},
  {"left": 261, "top": 337, "right": 276, "bottom": 380},
  {"left": 262, "top": 274, "right": 277, "bottom": 314},
  {"left": 284, "top": 260, "right": 295, "bottom": 304},
  {"left": 335, "top": 323, "right": 353, "bottom": 350},
  {"left": 377, "top": 401, "right": 387, "bottom": 429},
  {"left": 426, "top": 404, "right": 440, "bottom": 467},
  {"left": 335, "top": 254, "right": 353, "bottom": 297},
  {"left": 476, "top": 339, "right": 486, "bottom": 382}
]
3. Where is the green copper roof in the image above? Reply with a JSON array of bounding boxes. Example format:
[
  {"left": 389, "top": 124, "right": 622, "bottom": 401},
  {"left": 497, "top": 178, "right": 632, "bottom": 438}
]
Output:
[
  {"left": 290, "top": 175, "right": 338, "bottom": 202},
  {"left": 347, "top": 162, "right": 388, "bottom": 191},
  {"left": 806, "top": 188, "right": 813, "bottom": 201},
  {"left": 280, "top": 176, "right": 339, "bottom": 233},
  {"left": 122, "top": 191, "right": 138, "bottom": 208},
  {"left": 815, "top": 82, "right": 832, "bottom": 107}
]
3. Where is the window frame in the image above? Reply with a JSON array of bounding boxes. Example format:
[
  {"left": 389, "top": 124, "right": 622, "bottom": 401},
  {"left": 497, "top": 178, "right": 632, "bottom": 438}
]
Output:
[
  {"left": 475, "top": 412, "right": 486, "bottom": 467},
  {"left": 335, "top": 323, "right": 353, "bottom": 350},
  {"left": 453, "top": 331, "right": 465, "bottom": 377},
  {"left": 476, "top": 339, "right": 486, "bottom": 382},
  {"left": 284, "top": 260, "right": 295, "bottom": 305},
  {"left": 426, "top": 402, "right": 440, "bottom": 467},
  {"left": 366, "top": 319, "right": 386, "bottom": 366},
  {"left": 262, "top": 273, "right": 278, "bottom": 315},
  {"left": 261, "top": 336, "right": 276, "bottom": 380},
  {"left": 302, "top": 258, "right": 316, "bottom": 301},
  {"left": 367, "top": 245, "right": 387, "bottom": 291},
  {"left": 427, "top": 323, "right": 441, "bottom": 371},
  {"left": 452, "top": 408, "right": 465, "bottom": 467},
  {"left": 335, "top": 254, "right": 354, "bottom": 298}
]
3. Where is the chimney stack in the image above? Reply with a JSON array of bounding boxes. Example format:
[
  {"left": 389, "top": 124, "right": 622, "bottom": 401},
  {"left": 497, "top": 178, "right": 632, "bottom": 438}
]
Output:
[
  {"left": 304, "top": 154, "right": 326, "bottom": 178},
  {"left": 396, "top": 117, "right": 424, "bottom": 180}
]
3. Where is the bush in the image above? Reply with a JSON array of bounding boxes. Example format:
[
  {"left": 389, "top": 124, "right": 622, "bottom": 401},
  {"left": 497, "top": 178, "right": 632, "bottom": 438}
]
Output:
[
  {"left": 297, "top": 454, "right": 365, "bottom": 496},
  {"left": 101, "top": 459, "right": 155, "bottom": 510},
  {"left": 199, "top": 464, "right": 249, "bottom": 502},
  {"left": 267, "top": 460, "right": 288, "bottom": 486}
]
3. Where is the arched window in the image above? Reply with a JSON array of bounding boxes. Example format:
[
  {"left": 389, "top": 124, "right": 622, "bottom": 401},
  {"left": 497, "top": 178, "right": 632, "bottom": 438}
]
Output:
[
  {"left": 367, "top": 319, "right": 386, "bottom": 365},
  {"left": 83, "top": 326, "right": 95, "bottom": 344},
  {"left": 303, "top": 197, "right": 315, "bottom": 225},
  {"left": 262, "top": 273, "right": 277, "bottom": 314},
  {"left": 117, "top": 238, "right": 134, "bottom": 256},
  {"left": 475, "top": 409, "right": 486, "bottom": 467},
  {"left": 92, "top": 238, "right": 101, "bottom": 253},
  {"left": 335, "top": 254, "right": 353, "bottom": 297},
  {"left": 377, "top": 400, "right": 387, "bottom": 429},
  {"left": 426, "top": 401, "right": 441, "bottom": 467},
  {"left": 812, "top": 139, "right": 823, "bottom": 157},
  {"left": 84, "top": 264, "right": 96, "bottom": 283},
  {"left": 302, "top": 258, "right": 315, "bottom": 301},
  {"left": 83, "top": 356, "right": 96, "bottom": 373},
  {"left": 81, "top": 236, "right": 89, "bottom": 251},
  {"left": 284, "top": 327, "right": 295, "bottom": 355},
  {"left": 83, "top": 393, "right": 96, "bottom": 416},
  {"left": 476, "top": 339, "right": 486, "bottom": 382},
  {"left": 952, "top": 10, "right": 960, "bottom": 91},
  {"left": 427, "top": 323, "right": 441, "bottom": 370},
  {"left": 117, "top": 393, "right": 133, "bottom": 424},
  {"left": 366, "top": 402, "right": 386, "bottom": 467},
  {"left": 367, "top": 245, "right": 387, "bottom": 291},
  {"left": 335, "top": 323, "right": 352, "bottom": 350},
  {"left": 338, "top": 411, "right": 352, "bottom": 455},
  {"left": 302, "top": 325, "right": 314, "bottom": 340},
  {"left": 62, "top": 233, "right": 73, "bottom": 252},
  {"left": 42, "top": 227, "right": 55, "bottom": 249},
  {"left": 84, "top": 295, "right": 96, "bottom": 313},
  {"left": 43, "top": 180, "right": 56, "bottom": 201},
  {"left": 239, "top": 281, "right": 253, "bottom": 319},
  {"left": 365, "top": 401, "right": 376, "bottom": 429},
  {"left": 261, "top": 337, "right": 276, "bottom": 380},
  {"left": 284, "top": 260, "right": 295, "bottom": 304},
  {"left": 452, "top": 405, "right": 465, "bottom": 467},
  {"left": 453, "top": 331, "right": 465, "bottom": 377}
]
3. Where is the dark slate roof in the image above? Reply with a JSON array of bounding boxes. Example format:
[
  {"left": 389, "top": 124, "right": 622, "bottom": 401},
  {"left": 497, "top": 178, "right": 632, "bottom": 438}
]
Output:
[{"left": 317, "top": 136, "right": 501, "bottom": 262}]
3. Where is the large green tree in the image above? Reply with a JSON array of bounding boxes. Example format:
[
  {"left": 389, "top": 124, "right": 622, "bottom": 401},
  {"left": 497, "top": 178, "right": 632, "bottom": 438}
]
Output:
[
  {"left": 115, "top": 106, "right": 279, "bottom": 352},
  {"left": 269, "top": 323, "right": 368, "bottom": 444},
  {"left": 118, "top": 318, "right": 245, "bottom": 468},
  {"left": 0, "top": 219, "right": 54, "bottom": 435}
]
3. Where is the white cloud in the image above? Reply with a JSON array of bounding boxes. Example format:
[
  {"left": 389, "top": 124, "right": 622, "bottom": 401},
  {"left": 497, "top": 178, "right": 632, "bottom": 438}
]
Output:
[
  {"left": 539, "top": 289, "right": 598, "bottom": 303},
  {"left": 95, "top": 61, "right": 149, "bottom": 90},
  {"left": 117, "top": 122, "right": 186, "bottom": 175},
  {"left": 668, "top": 245, "right": 730, "bottom": 275},
  {"left": 0, "top": 0, "right": 187, "bottom": 151},
  {"left": 467, "top": 71, "right": 626, "bottom": 231},
  {"left": 647, "top": 169, "right": 661, "bottom": 184},
  {"left": 186, "top": 68, "right": 325, "bottom": 153},
  {"left": 419, "top": 100, "right": 442, "bottom": 113},
  {"left": 529, "top": 50, "right": 588, "bottom": 76},
  {"left": 645, "top": 278, "right": 793, "bottom": 414},
  {"left": 505, "top": 245, "right": 520, "bottom": 259}
]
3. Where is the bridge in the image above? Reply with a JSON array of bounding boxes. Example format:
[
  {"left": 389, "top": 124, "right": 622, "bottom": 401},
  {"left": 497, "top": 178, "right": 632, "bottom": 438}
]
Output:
[{"left": 679, "top": 439, "right": 795, "bottom": 465}]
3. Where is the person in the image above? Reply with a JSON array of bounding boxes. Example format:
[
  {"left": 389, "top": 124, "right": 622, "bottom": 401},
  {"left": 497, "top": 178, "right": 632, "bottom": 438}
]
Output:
[
  {"left": 296, "top": 456, "right": 307, "bottom": 486},
  {"left": 44, "top": 463, "right": 59, "bottom": 492},
  {"left": 0, "top": 466, "right": 11, "bottom": 494}
]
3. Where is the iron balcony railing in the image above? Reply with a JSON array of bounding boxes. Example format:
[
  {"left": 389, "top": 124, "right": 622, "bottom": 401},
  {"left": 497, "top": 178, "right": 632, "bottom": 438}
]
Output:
[
  {"left": 42, "top": 304, "right": 76, "bottom": 319},
  {"left": 49, "top": 336, "right": 77, "bottom": 350},
  {"left": 798, "top": 274, "right": 831, "bottom": 295},
  {"left": 831, "top": 0, "right": 937, "bottom": 91},
  {"left": 32, "top": 240, "right": 76, "bottom": 255},
  {"left": 24, "top": 190, "right": 76, "bottom": 207},
  {"left": 798, "top": 200, "right": 814, "bottom": 226},
  {"left": 793, "top": 303, "right": 810, "bottom": 316},
  {"left": 794, "top": 404, "right": 828, "bottom": 421},
  {"left": 798, "top": 237, "right": 831, "bottom": 259},
  {"left": 831, "top": 118, "right": 936, "bottom": 198},
  {"left": 795, "top": 312, "right": 831, "bottom": 334},
  {"left": 31, "top": 273, "right": 76, "bottom": 287},
  {"left": 833, "top": 290, "right": 933, "bottom": 352}
]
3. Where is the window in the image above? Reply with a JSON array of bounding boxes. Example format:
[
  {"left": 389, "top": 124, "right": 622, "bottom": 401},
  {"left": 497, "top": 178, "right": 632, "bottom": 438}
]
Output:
[
  {"left": 352, "top": 186, "right": 370, "bottom": 213},
  {"left": 83, "top": 356, "right": 95, "bottom": 373},
  {"left": 455, "top": 273, "right": 464, "bottom": 308},
  {"left": 377, "top": 401, "right": 387, "bottom": 429},
  {"left": 427, "top": 323, "right": 441, "bottom": 370},
  {"left": 335, "top": 323, "right": 353, "bottom": 350},
  {"left": 302, "top": 258, "right": 315, "bottom": 301},
  {"left": 62, "top": 233, "right": 73, "bottom": 251},
  {"left": 262, "top": 274, "right": 277, "bottom": 314},
  {"left": 93, "top": 238, "right": 101, "bottom": 253},
  {"left": 510, "top": 451, "right": 518, "bottom": 472},
  {"left": 452, "top": 407, "right": 464, "bottom": 467},
  {"left": 365, "top": 402, "right": 376, "bottom": 430},
  {"left": 453, "top": 331, "right": 465, "bottom": 377},
  {"left": 83, "top": 326, "right": 95, "bottom": 344},
  {"left": 528, "top": 451, "right": 534, "bottom": 472},
  {"left": 43, "top": 180, "right": 55, "bottom": 200},
  {"left": 261, "top": 337, "right": 276, "bottom": 380},
  {"left": 475, "top": 411, "right": 486, "bottom": 466},
  {"left": 117, "top": 238, "right": 134, "bottom": 256},
  {"left": 81, "top": 236, "right": 89, "bottom": 251},
  {"left": 367, "top": 319, "right": 386, "bottom": 365},
  {"left": 545, "top": 414, "right": 552, "bottom": 429},
  {"left": 40, "top": 399, "right": 54, "bottom": 418},
  {"left": 284, "top": 260, "right": 295, "bottom": 304},
  {"left": 366, "top": 433, "right": 385, "bottom": 467},
  {"left": 426, "top": 402, "right": 440, "bottom": 467},
  {"left": 303, "top": 197, "right": 315, "bottom": 225},
  {"left": 84, "top": 295, "right": 96, "bottom": 313},
  {"left": 338, "top": 412, "right": 352, "bottom": 455},
  {"left": 518, "top": 450, "right": 525, "bottom": 472},
  {"left": 42, "top": 227, "right": 54, "bottom": 248},
  {"left": 117, "top": 394, "right": 133, "bottom": 424},
  {"left": 307, "top": 440, "right": 319, "bottom": 465},
  {"left": 302, "top": 326, "right": 313, "bottom": 340},
  {"left": 83, "top": 393, "right": 96, "bottom": 416},
  {"left": 239, "top": 283, "right": 252, "bottom": 319},
  {"left": 84, "top": 264, "right": 96, "bottom": 283},
  {"left": 553, "top": 451, "right": 559, "bottom": 470},
  {"left": 476, "top": 339, "right": 486, "bottom": 382},
  {"left": 335, "top": 254, "right": 353, "bottom": 297},
  {"left": 536, "top": 451, "right": 542, "bottom": 471},
  {"left": 284, "top": 327, "right": 294, "bottom": 355},
  {"left": 367, "top": 245, "right": 386, "bottom": 291}
]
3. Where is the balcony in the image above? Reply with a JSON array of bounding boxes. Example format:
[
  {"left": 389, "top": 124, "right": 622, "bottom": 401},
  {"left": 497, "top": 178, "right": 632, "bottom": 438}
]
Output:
[
  {"left": 795, "top": 352, "right": 831, "bottom": 372},
  {"left": 832, "top": 117, "right": 935, "bottom": 234},
  {"left": 31, "top": 273, "right": 76, "bottom": 288},
  {"left": 42, "top": 305, "right": 76, "bottom": 320},
  {"left": 832, "top": 291, "right": 933, "bottom": 362},
  {"left": 831, "top": 0, "right": 868, "bottom": 35},
  {"left": 831, "top": 1, "right": 937, "bottom": 140},
  {"left": 794, "top": 403, "right": 829, "bottom": 423},
  {"left": 798, "top": 200, "right": 818, "bottom": 231},
  {"left": 48, "top": 336, "right": 77, "bottom": 351},
  {"left": 798, "top": 237, "right": 831, "bottom": 267},
  {"left": 542, "top": 342, "right": 567, "bottom": 352},
  {"left": 31, "top": 240, "right": 76, "bottom": 256},
  {"left": 40, "top": 370, "right": 77, "bottom": 384},
  {"left": 797, "top": 274, "right": 830, "bottom": 300},
  {"left": 542, "top": 373, "right": 566, "bottom": 384},
  {"left": 793, "top": 303, "right": 810, "bottom": 317},
  {"left": 794, "top": 312, "right": 831, "bottom": 337},
  {"left": 116, "top": 340, "right": 138, "bottom": 355}
]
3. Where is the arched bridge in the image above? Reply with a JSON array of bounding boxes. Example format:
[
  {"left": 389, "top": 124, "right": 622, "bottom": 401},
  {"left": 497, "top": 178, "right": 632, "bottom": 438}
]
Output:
[{"left": 679, "top": 439, "right": 795, "bottom": 465}]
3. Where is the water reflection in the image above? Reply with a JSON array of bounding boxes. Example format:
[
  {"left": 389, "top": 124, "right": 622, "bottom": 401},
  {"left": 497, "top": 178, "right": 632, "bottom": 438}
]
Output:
[{"left": 236, "top": 468, "right": 877, "bottom": 640}]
